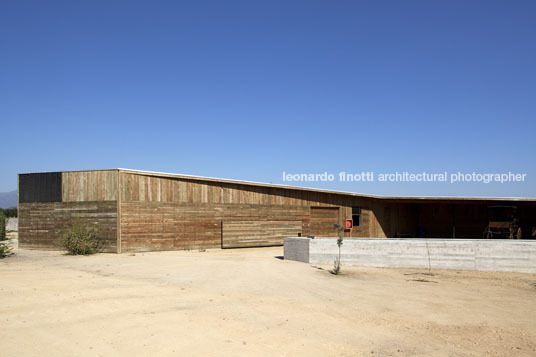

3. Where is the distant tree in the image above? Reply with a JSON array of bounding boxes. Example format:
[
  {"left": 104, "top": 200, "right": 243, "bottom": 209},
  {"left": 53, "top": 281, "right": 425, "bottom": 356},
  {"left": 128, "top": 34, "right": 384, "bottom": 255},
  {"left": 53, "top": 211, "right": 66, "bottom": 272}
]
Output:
[
  {"left": 0, "top": 208, "right": 17, "bottom": 218},
  {"left": 0, "top": 213, "right": 6, "bottom": 241}
]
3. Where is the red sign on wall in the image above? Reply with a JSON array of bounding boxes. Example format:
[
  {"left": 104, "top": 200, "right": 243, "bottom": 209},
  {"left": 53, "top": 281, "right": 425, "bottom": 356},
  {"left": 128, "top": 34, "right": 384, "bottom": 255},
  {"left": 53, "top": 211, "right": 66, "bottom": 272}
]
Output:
[{"left": 344, "top": 219, "right": 353, "bottom": 230}]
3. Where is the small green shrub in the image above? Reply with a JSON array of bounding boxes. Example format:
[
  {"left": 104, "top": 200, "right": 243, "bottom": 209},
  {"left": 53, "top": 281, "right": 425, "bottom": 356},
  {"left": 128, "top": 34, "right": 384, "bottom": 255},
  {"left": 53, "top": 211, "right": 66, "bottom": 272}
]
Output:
[
  {"left": 61, "top": 220, "right": 101, "bottom": 255},
  {"left": 0, "top": 242, "right": 12, "bottom": 258}
]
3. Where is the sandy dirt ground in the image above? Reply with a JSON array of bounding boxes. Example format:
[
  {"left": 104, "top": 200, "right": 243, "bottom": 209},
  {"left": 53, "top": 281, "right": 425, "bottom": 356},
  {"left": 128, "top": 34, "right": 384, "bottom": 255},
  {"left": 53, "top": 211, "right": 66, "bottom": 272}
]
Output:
[{"left": 1, "top": 243, "right": 535, "bottom": 356}]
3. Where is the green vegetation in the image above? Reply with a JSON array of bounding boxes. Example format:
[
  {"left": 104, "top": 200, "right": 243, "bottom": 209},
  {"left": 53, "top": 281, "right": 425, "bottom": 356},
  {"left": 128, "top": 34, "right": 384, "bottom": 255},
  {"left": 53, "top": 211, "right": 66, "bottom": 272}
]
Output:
[
  {"left": 61, "top": 219, "right": 101, "bottom": 255},
  {"left": 0, "top": 207, "right": 17, "bottom": 218},
  {"left": 0, "top": 241, "right": 11, "bottom": 258},
  {"left": 0, "top": 213, "right": 6, "bottom": 241}
]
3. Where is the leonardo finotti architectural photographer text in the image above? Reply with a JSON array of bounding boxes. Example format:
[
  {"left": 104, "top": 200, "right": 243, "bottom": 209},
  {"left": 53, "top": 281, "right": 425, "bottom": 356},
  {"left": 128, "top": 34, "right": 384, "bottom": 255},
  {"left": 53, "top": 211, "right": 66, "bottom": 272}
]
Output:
[{"left": 282, "top": 172, "right": 527, "bottom": 184}]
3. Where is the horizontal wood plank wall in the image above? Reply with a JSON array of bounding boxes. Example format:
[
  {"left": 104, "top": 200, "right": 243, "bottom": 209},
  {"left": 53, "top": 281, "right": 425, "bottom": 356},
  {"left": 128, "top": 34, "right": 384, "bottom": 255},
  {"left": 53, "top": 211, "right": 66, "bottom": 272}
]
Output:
[
  {"left": 19, "top": 201, "right": 117, "bottom": 252},
  {"left": 310, "top": 207, "right": 339, "bottom": 237},
  {"left": 222, "top": 220, "right": 302, "bottom": 248},
  {"left": 119, "top": 172, "right": 376, "bottom": 251},
  {"left": 63, "top": 170, "right": 117, "bottom": 202},
  {"left": 120, "top": 201, "right": 310, "bottom": 252}
]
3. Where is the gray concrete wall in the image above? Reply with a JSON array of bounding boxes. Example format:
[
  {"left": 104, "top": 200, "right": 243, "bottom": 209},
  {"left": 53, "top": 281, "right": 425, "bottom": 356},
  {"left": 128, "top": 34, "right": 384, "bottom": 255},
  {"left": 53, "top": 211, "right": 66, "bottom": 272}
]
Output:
[
  {"left": 283, "top": 237, "right": 310, "bottom": 263},
  {"left": 283, "top": 237, "right": 536, "bottom": 273}
]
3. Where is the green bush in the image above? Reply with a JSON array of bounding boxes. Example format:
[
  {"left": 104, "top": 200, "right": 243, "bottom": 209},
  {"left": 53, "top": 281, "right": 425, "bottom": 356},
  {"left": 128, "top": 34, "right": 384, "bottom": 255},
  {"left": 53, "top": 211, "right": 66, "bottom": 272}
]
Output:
[
  {"left": 61, "top": 220, "right": 101, "bottom": 255},
  {"left": 0, "top": 213, "right": 6, "bottom": 241},
  {"left": 0, "top": 208, "right": 17, "bottom": 218},
  {"left": 0, "top": 242, "right": 11, "bottom": 258}
]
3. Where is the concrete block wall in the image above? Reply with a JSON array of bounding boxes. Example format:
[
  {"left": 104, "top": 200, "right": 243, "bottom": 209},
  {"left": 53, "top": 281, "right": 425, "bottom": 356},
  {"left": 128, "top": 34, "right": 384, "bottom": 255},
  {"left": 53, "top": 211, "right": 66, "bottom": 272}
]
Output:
[
  {"left": 283, "top": 237, "right": 310, "bottom": 263},
  {"left": 283, "top": 237, "right": 536, "bottom": 273}
]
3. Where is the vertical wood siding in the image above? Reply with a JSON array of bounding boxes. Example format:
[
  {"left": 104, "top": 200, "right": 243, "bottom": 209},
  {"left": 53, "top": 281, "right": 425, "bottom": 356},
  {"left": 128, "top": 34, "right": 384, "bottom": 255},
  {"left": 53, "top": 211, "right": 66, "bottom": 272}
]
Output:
[
  {"left": 120, "top": 172, "right": 353, "bottom": 207},
  {"left": 63, "top": 170, "right": 118, "bottom": 202}
]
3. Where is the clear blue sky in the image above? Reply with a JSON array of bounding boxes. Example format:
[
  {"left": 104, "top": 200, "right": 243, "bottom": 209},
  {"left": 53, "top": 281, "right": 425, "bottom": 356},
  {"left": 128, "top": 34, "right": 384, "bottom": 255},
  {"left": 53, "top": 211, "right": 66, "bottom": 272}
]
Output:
[{"left": 1, "top": 1, "right": 535, "bottom": 197}]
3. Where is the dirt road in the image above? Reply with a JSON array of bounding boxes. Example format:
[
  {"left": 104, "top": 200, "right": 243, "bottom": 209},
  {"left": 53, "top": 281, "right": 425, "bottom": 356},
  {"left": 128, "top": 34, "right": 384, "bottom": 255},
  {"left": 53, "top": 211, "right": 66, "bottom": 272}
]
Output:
[{"left": 1, "top": 247, "right": 535, "bottom": 356}]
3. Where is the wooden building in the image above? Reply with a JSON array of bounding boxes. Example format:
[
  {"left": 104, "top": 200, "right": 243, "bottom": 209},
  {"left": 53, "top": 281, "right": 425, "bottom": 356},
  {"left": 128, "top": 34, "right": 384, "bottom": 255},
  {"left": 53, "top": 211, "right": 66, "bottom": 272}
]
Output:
[{"left": 18, "top": 169, "right": 536, "bottom": 253}]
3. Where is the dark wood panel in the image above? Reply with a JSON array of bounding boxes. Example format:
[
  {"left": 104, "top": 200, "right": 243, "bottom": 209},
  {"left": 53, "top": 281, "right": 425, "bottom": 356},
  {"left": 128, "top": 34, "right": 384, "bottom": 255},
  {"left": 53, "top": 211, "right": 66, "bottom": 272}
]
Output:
[{"left": 19, "top": 172, "right": 62, "bottom": 203}]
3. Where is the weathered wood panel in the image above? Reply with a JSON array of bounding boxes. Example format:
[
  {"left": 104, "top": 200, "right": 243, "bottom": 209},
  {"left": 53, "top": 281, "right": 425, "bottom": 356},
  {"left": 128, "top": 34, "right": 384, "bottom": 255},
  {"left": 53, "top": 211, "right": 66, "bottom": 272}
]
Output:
[
  {"left": 117, "top": 172, "right": 382, "bottom": 246},
  {"left": 309, "top": 207, "right": 339, "bottom": 237},
  {"left": 222, "top": 220, "right": 302, "bottom": 248},
  {"left": 120, "top": 172, "right": 352, "bottom": 207},
  {"left": 18, "top": 201, "right": 117, "bottom": 252},
  {"left": 120, "top": 201, "right": 312, "bottom": 252},
  {"left": 63, "top": 170, "right": 117, "bottom": 202},
  {"left": 121, "top": 219, "right": 221, "bottom": 252},
  {"left": 118, "top": 171, "right": 378, "bottom": 249}
]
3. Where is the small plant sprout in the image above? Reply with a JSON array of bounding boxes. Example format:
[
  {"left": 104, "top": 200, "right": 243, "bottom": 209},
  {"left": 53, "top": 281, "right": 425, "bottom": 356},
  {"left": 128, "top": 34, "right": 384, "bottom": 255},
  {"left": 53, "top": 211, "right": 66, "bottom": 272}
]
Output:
[{"left": 330, "top": 223, "right": 345, "bottom": 275}]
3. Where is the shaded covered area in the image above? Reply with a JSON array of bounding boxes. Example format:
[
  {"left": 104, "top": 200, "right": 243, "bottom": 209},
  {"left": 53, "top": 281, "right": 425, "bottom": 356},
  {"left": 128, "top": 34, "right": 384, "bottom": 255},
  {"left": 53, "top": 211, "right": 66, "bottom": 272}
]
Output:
[{"left": 374, "top": 199, "right": 536, "bottom": 239}]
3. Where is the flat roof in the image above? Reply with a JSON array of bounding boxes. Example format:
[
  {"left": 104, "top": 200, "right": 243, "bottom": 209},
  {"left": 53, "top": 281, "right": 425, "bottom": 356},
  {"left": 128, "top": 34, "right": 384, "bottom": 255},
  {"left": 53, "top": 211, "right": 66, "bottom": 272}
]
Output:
[{"left": 18, "top": 168, "right": 536, "bottom": 202}]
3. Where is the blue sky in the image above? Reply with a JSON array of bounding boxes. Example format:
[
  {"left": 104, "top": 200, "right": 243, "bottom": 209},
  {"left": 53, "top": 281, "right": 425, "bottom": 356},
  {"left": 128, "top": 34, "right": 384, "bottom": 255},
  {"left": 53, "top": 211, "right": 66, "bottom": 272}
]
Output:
[{"left": 1, "top": 1, "right": 535, "bottom": 197}]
